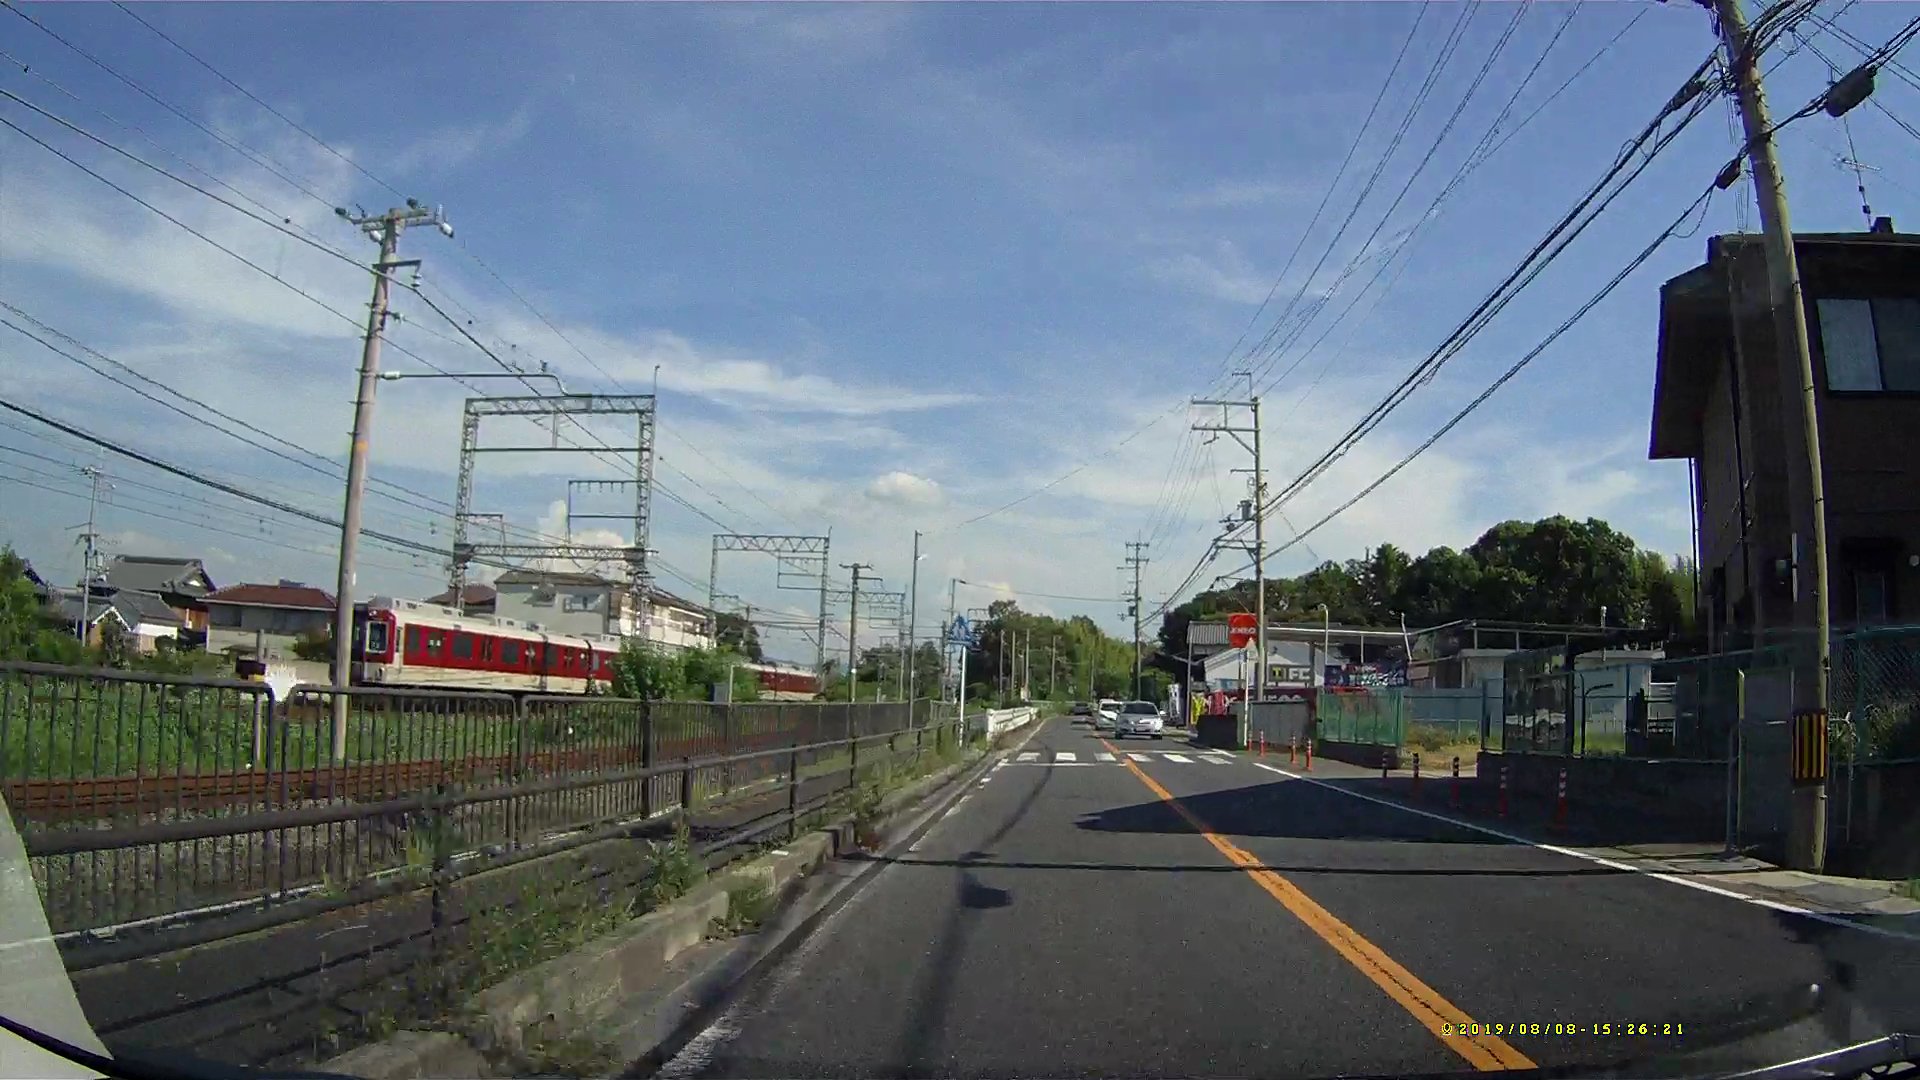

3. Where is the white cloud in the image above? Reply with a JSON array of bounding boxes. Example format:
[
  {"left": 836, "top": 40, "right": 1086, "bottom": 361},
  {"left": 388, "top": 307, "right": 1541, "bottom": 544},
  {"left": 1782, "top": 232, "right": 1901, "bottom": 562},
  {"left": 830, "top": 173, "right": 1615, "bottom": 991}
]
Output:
[
  {"left": 1148, "top": 241, "right": 1274, "bottom": 305},
  {"left": 386, "top": 106, "right": 536, "bottom": 176},
  {"left": 865, "top": 471, "right": 943, "bottom": 508},
  {"left": 1175, "top": 179, "right": 1308, "bottom": 210}
]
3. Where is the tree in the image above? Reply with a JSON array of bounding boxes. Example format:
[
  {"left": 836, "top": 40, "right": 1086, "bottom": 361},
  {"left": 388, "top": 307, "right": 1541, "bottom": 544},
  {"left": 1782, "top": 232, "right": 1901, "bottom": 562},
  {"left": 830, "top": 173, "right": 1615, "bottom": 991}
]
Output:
[
  {"left": 611, "top": 639, "right": 684, "bottom": 700},
  {"left": 291, "top": 628, "right": 332, "bottom": 661},
  {"left": 713, "top": 612, "right": 763, "bottom": 662}
]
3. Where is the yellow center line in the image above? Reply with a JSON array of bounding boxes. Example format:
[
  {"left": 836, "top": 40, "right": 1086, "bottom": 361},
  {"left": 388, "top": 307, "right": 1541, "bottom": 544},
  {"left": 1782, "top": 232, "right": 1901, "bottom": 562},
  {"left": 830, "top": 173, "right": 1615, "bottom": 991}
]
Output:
[{"left": 1099, "top": 737, "right": 1536, "bottom": 1072}]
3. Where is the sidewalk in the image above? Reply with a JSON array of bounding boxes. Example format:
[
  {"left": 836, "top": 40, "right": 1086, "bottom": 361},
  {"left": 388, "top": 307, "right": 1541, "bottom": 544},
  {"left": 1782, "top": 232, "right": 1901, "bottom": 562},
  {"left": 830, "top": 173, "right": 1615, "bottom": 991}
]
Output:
[{"left": 1240, "top": 752, "right": 1920, "bottom": 920}]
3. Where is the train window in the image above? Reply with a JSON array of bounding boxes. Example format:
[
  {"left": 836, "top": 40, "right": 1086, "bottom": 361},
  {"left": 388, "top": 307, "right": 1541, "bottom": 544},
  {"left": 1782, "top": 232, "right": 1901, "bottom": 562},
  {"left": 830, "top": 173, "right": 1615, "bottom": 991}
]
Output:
[
  {"left": 503, "top": 641, "right": 522, "bottom": 665},
  {"left": 406, "top": 626, "right": 423, "bottom": 656},
  {"left": 451, "top": 633, "right": 473, "bottom": 660},
  {"left": 546, "top": 644, "right": 561, "bottom": 670},
  {"left": 366, "top": 621, "right": 389, "bottom": 655}
]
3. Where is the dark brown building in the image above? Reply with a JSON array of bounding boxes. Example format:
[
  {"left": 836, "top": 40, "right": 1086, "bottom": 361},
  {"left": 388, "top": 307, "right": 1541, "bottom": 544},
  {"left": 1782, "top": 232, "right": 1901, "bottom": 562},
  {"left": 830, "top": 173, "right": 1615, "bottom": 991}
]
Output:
[{"left": 1651, "top": 225, "right": 1920, "bottom": 649}]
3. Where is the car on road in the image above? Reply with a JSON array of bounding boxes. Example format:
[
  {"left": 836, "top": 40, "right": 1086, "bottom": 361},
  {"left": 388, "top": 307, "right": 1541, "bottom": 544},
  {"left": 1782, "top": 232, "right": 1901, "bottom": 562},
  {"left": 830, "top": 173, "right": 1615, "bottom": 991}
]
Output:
[
  {"left": 1069, "top": 701, "right": 1092, "bottom": 718},
  {"left": 1094, "top": 699, "right": 1121, "bottom": 730},
  {"left": 1110, "top": 700, "right": 1165, "bottom": 739}
]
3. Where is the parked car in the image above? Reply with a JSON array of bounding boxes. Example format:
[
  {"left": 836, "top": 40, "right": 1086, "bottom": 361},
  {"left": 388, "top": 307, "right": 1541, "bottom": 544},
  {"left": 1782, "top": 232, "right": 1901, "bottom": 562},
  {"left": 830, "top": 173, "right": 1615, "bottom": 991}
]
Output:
[
  {"left": 1094, "top": 699, "right": 1121, "bottom": 730},
  {"left": 1111, "top": 700, "right": 1164, "bottom": 739}
]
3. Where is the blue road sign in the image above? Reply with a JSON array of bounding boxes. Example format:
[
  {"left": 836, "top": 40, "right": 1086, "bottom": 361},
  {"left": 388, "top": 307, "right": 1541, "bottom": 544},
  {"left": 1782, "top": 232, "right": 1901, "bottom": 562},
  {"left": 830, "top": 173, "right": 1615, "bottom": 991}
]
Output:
[{"left": 947, "top": 616, "right": 978, "bottom": 646}]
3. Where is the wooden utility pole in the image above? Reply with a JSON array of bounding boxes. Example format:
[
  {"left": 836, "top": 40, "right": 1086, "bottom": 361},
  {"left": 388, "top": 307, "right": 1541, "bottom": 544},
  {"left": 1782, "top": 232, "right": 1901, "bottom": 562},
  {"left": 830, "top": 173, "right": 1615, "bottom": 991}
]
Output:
[{"left": 1715, "top": 0, "right": 1829, "bottom": 871}]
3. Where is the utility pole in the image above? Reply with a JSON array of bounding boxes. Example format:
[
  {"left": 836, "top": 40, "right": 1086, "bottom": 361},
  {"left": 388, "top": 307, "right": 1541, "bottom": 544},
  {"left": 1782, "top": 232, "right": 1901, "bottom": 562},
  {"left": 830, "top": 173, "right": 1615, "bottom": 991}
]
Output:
[
  {"left": 1123, "top": 541, "right": 1149, "bottom": 699},
  {"left": 1049, "top": 634, "right": 1058, "bottom": 699},
  {"left": 331, "top": 201, "right": 450, "bottom": 761},
  {"left": 1194, "top": 371, "right": 1267, "bottom": 704},
  {"left": 1715, "top": 0, "right": 1829, "bottom": 871},
  {"left": 74, "top": 465, "right": 107, "bottom": 643},
  {"left": 944, "top": 577, "right": 961, "bottom": 703},
  {"left": 906, "top": 530, "right": 922, "bottom": 702},
  {"left": 843, "top": 562, "right": 869, "bottom": 702}
]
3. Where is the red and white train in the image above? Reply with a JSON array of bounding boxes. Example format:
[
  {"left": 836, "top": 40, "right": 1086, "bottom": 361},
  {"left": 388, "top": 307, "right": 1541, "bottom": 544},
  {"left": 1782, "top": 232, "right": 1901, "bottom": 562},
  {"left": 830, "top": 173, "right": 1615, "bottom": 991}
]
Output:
[{"left": 350, "top": 597, "right": 822, "bottom": 699}]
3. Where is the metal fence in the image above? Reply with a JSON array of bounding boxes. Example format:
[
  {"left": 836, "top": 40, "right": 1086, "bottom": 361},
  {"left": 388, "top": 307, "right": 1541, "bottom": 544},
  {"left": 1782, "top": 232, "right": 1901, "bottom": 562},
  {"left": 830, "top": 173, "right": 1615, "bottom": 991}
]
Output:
[
  {"left": 0, "top": 660, "right": 942, "bottom": 942},
  {"left": 1316, "top": 688, "right": 1407, "bottom": 746}
]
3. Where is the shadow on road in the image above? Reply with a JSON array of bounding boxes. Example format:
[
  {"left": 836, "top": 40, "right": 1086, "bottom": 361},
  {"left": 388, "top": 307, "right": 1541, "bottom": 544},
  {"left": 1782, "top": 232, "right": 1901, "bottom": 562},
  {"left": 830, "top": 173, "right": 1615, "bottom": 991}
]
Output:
[
  {"left": 853, "top": 852, "right": 1620, "bottom": 878},
  {"left": 1073, "top": 778, "right": 1511, "bottom": 844}
]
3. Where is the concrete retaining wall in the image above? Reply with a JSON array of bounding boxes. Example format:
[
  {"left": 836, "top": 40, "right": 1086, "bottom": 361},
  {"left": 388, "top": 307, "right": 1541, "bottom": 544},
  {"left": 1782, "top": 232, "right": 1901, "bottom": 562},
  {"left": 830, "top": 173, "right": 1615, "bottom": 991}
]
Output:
[
  {"left": 1317, "top": 740, "right": 1399, "bottom": 770},
  {"left": 1475, "top": 751, "right": 1728, "bottom": 831}
]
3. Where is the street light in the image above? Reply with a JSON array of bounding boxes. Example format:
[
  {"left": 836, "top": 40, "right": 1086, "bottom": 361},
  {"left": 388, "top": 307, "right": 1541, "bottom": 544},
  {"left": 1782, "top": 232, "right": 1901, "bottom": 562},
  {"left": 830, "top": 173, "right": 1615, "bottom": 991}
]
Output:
[{"left": 378, "top": 370, "right": 568, "bottom": 391}]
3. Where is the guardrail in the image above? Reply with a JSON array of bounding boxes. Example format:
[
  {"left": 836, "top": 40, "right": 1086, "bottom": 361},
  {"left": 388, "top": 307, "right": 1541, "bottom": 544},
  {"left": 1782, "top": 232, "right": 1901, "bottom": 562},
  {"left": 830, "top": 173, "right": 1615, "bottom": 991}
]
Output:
[{"left": 970, "top": 706, "right": 1039, "bottom": 740}]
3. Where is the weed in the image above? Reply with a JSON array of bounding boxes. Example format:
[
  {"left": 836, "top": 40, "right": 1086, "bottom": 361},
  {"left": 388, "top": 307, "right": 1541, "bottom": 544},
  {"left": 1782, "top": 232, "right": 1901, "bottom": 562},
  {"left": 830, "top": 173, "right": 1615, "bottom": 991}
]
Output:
[
  {"left": 1899, "top": 878, "right": 1920, "bottom": 901},
  {"left": 1405, "top": 724, "right": 1450, "bottom": 753},
  {"left": 644, "top": 819, "right": 704, "bottom": 908},
  {"left": 517, "top": 1031, "right": 622, "bottom": 1078},
  {"left": 716, "top": 878, "right": 774, "bottom": 935}
]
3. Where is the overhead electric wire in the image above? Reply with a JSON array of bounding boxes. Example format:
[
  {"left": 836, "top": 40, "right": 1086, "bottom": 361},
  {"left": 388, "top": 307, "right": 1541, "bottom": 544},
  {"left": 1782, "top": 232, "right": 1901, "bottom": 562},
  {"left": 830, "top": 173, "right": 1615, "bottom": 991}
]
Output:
[
  {"left": 0, "top": 394, "right": 521, "bottom": 570},
  {"left": 2, "top": 1, "right": 339, "bottom": 209},
  {"left": 8, "top": 19, "right": 784, "bottom": 546},
  {"left": 107, "top": 0, "right": 409, "bottom": 201},
  {"left": 1260, "top": 59, "right": 1719, "bottom": 517}
]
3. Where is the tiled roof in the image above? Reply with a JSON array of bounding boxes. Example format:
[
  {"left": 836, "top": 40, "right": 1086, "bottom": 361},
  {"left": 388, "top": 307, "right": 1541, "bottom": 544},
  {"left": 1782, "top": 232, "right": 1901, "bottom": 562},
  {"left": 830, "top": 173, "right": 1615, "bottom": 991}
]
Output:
[
  {"left": 105, "top": 555, "right": 214, "bottom": 598},
  {"left": 493, "top": 569, "right": 612, "bottom": 587},
  {"left": 204, "top": 583, "right": 335, "bottom": 610},
  {"left": 112, "top": 589, "right": 183, "bottom": 627},
  {"left": 426, "top": 584, "right": 498, "bottom": 606}
]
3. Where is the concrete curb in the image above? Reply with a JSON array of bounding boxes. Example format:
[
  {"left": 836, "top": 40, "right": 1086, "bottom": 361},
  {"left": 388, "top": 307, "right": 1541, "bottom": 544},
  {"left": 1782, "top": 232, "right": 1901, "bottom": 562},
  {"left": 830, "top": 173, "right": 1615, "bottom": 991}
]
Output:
[{"left": 319, "top": 723, "right": 1037, "bottom": 1079}]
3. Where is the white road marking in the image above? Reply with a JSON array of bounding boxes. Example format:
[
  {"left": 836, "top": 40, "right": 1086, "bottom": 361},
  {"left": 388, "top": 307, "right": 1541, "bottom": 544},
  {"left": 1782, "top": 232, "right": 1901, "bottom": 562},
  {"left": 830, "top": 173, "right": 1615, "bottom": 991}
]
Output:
[
  {"left": 1162, "top": 753, "right": 1192, "bottom": 763},
  {"left": 1095, "top": 752, "right": 1115, "bottom": 762},
  {"left": 1055, "top": 751, "right": 1077, "bottom": 762},
  {"left": 908, "top": 792, "right": 974, "bottom": 853},
  {"left": 1128, "top": 752, "right": 1151, "bottom": 762},
  {"left": 1248, "top": 761, "right": 1920, "bottom": 943},
  {"left": 1202, "top": 754, "right": 1233, "bottom": 764},
  {"left": 1016, "top": 751, "right": 1040, "bottom": 762}
]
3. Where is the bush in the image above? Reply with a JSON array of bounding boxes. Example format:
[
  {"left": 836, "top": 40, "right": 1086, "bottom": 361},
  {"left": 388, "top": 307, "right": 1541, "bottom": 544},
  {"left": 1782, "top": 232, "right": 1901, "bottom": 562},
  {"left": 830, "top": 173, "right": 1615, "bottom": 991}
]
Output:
[
  {"left": 1405, "top": 724, "right": 1450, "bottom": 752},
  {"left": 290, "top": 628, "right": 333, "bottom": 662}
]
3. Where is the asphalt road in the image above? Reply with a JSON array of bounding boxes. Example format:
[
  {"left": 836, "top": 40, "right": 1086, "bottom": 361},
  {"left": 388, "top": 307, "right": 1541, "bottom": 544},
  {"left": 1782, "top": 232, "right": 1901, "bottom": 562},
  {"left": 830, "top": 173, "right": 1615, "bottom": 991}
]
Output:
[{"left": 652, "top": 716, "right": 1920, "bottom": 1079}]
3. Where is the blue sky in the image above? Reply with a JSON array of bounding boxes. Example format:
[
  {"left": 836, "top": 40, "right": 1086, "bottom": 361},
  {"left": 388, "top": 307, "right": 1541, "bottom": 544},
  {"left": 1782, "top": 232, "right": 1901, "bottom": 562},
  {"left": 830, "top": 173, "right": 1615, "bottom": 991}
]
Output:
[{"left": 3, "top": 1, "right": 1917, "bottom": 662}]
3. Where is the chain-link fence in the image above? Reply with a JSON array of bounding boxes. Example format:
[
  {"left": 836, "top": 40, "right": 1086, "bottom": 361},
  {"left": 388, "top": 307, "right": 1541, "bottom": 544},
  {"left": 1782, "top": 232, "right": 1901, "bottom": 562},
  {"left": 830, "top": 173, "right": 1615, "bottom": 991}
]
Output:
[{"left": 1317, "top": 688, "right": 1406, "bottom": 746}]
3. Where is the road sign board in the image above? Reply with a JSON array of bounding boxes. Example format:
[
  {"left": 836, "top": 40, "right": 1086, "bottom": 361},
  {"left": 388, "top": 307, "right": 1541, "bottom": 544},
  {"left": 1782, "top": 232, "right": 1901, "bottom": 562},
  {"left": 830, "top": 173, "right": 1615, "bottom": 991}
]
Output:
[
  {"left": 1228, "top": 612, "right": 1257, "bottom": 648},
  {"left": 947, "top": 616, "right": 978, "bottom": 646}
]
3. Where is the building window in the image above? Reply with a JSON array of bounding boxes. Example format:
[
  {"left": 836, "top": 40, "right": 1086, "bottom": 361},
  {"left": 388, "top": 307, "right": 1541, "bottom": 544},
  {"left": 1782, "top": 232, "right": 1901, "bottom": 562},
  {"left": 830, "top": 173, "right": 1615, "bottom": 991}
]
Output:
[{"left": 1818, "top": 297, "right": 1920, "bottom": 391}]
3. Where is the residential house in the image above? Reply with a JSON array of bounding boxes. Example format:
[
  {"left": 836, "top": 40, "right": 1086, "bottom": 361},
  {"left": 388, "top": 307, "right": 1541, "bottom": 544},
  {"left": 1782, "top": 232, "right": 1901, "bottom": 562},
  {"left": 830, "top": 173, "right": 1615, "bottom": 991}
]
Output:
[
  {"left": 203, "top": 582, "right": 334, "bottom": 658},
  {"left": 103, "top": 555, "right": 216, "bottom": 637},
  {"left": 424, "top": 583, "right": 497, "bottom": 616},
  {"left": 1651, "top": 224, "right": 1920, "bottom": 647},
  {"left": 490, "top": 570, "right": 714, "bottom": 650},
  {"left": 43, "top": 587, "right": 130, "bottom": 648},
  {"left": 109, "top": 590, "right": 184, "bottom": 652}
]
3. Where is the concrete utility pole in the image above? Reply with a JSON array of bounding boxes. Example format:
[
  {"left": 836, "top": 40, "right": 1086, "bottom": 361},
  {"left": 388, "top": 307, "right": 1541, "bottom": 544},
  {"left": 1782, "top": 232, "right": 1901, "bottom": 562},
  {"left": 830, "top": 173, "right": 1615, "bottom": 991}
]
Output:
[
  {"left": 74, "top": 464, "right": 107, "bottom": 644},
  {"left": 1123, "top": 541, "right": 1149, "bottom": 699},
  {"left": 1715, "top": 0, "right": 1830, "bottom": 871},
  {"left": 906, "top": 530, "right": 922, "bottom": 702},
  {"left": 331, "top": 201, "right": 449, "bottom": 761},
  {"left": 944, "top": 577, "right": 962, "bottom": 702},
  {"left": 843, "top": 562, "right": 869, "bottom": 702},
  {"left": 1049, "top": 634, "right": 1058, "bottom": 699},
  {"left": 1194, "top": 371, "right": 1266, "bottom": 704}
]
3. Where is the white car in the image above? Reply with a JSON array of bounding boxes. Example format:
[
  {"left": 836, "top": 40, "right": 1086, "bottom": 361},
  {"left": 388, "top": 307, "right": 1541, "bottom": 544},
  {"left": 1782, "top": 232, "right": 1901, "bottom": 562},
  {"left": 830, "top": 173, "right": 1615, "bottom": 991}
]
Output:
[
  {"left": 1111, "top": 700, "right": 1165, "bottom": 739},
  {"left": 1094, "top": 699, "right": 1121, "bottom": 730}
]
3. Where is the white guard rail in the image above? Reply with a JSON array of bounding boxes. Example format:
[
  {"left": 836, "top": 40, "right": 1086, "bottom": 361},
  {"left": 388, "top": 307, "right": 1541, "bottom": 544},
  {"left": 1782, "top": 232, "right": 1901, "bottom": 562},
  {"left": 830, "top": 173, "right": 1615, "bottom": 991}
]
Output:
[{"left": 969, "top": 706, "right": 1038, "bottom": 741}]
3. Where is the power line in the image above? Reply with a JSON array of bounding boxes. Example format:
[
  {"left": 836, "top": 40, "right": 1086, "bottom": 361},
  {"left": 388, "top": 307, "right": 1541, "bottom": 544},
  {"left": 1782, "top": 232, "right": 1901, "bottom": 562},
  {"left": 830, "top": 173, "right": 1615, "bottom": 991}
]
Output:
[
  {"left": 2, "top": 2, "right": 338, "bottom": 209},
  {"left": 108, "top": 1, "right": 410, "bottom": 201}
]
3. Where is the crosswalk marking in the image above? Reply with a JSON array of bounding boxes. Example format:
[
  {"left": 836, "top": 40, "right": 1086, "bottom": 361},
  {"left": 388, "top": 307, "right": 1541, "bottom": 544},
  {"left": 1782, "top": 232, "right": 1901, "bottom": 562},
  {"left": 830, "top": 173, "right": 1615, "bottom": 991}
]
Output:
[{"left": 1003, "top": 749, "right": 1241, "bottom": 766}]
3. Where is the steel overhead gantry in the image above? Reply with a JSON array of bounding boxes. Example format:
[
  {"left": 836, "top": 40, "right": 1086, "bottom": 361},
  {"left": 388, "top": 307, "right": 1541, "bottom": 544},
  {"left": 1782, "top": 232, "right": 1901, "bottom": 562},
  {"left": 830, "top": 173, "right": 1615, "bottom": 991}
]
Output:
[
  {"left": 450, "top": 394, "right": 656, "bottom": 616},
  {"left": 710, "top": 533, "right": 832, "bottom": 672}
]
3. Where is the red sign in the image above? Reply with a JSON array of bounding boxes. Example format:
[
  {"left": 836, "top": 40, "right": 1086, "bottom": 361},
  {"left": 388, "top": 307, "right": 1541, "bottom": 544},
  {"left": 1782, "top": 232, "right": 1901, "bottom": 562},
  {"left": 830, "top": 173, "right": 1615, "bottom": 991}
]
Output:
[{"left": 1227, "top": 612, "right": 1257, "bottom": 648}]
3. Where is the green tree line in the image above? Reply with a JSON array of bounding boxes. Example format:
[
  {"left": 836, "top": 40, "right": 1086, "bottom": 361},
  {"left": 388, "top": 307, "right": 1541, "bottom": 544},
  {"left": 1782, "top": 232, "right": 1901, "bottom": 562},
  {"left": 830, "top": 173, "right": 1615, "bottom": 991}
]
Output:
[{"left": 1154, "top": 515, "right": 1697, "bottom": 677}]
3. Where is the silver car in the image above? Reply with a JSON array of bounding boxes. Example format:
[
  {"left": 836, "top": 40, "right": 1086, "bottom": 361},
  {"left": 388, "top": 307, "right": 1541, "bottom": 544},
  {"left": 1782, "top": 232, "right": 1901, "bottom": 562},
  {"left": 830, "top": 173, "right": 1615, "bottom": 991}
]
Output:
[{"left": 1111, "top": 701, "right": 1165, "bottom": 739}]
